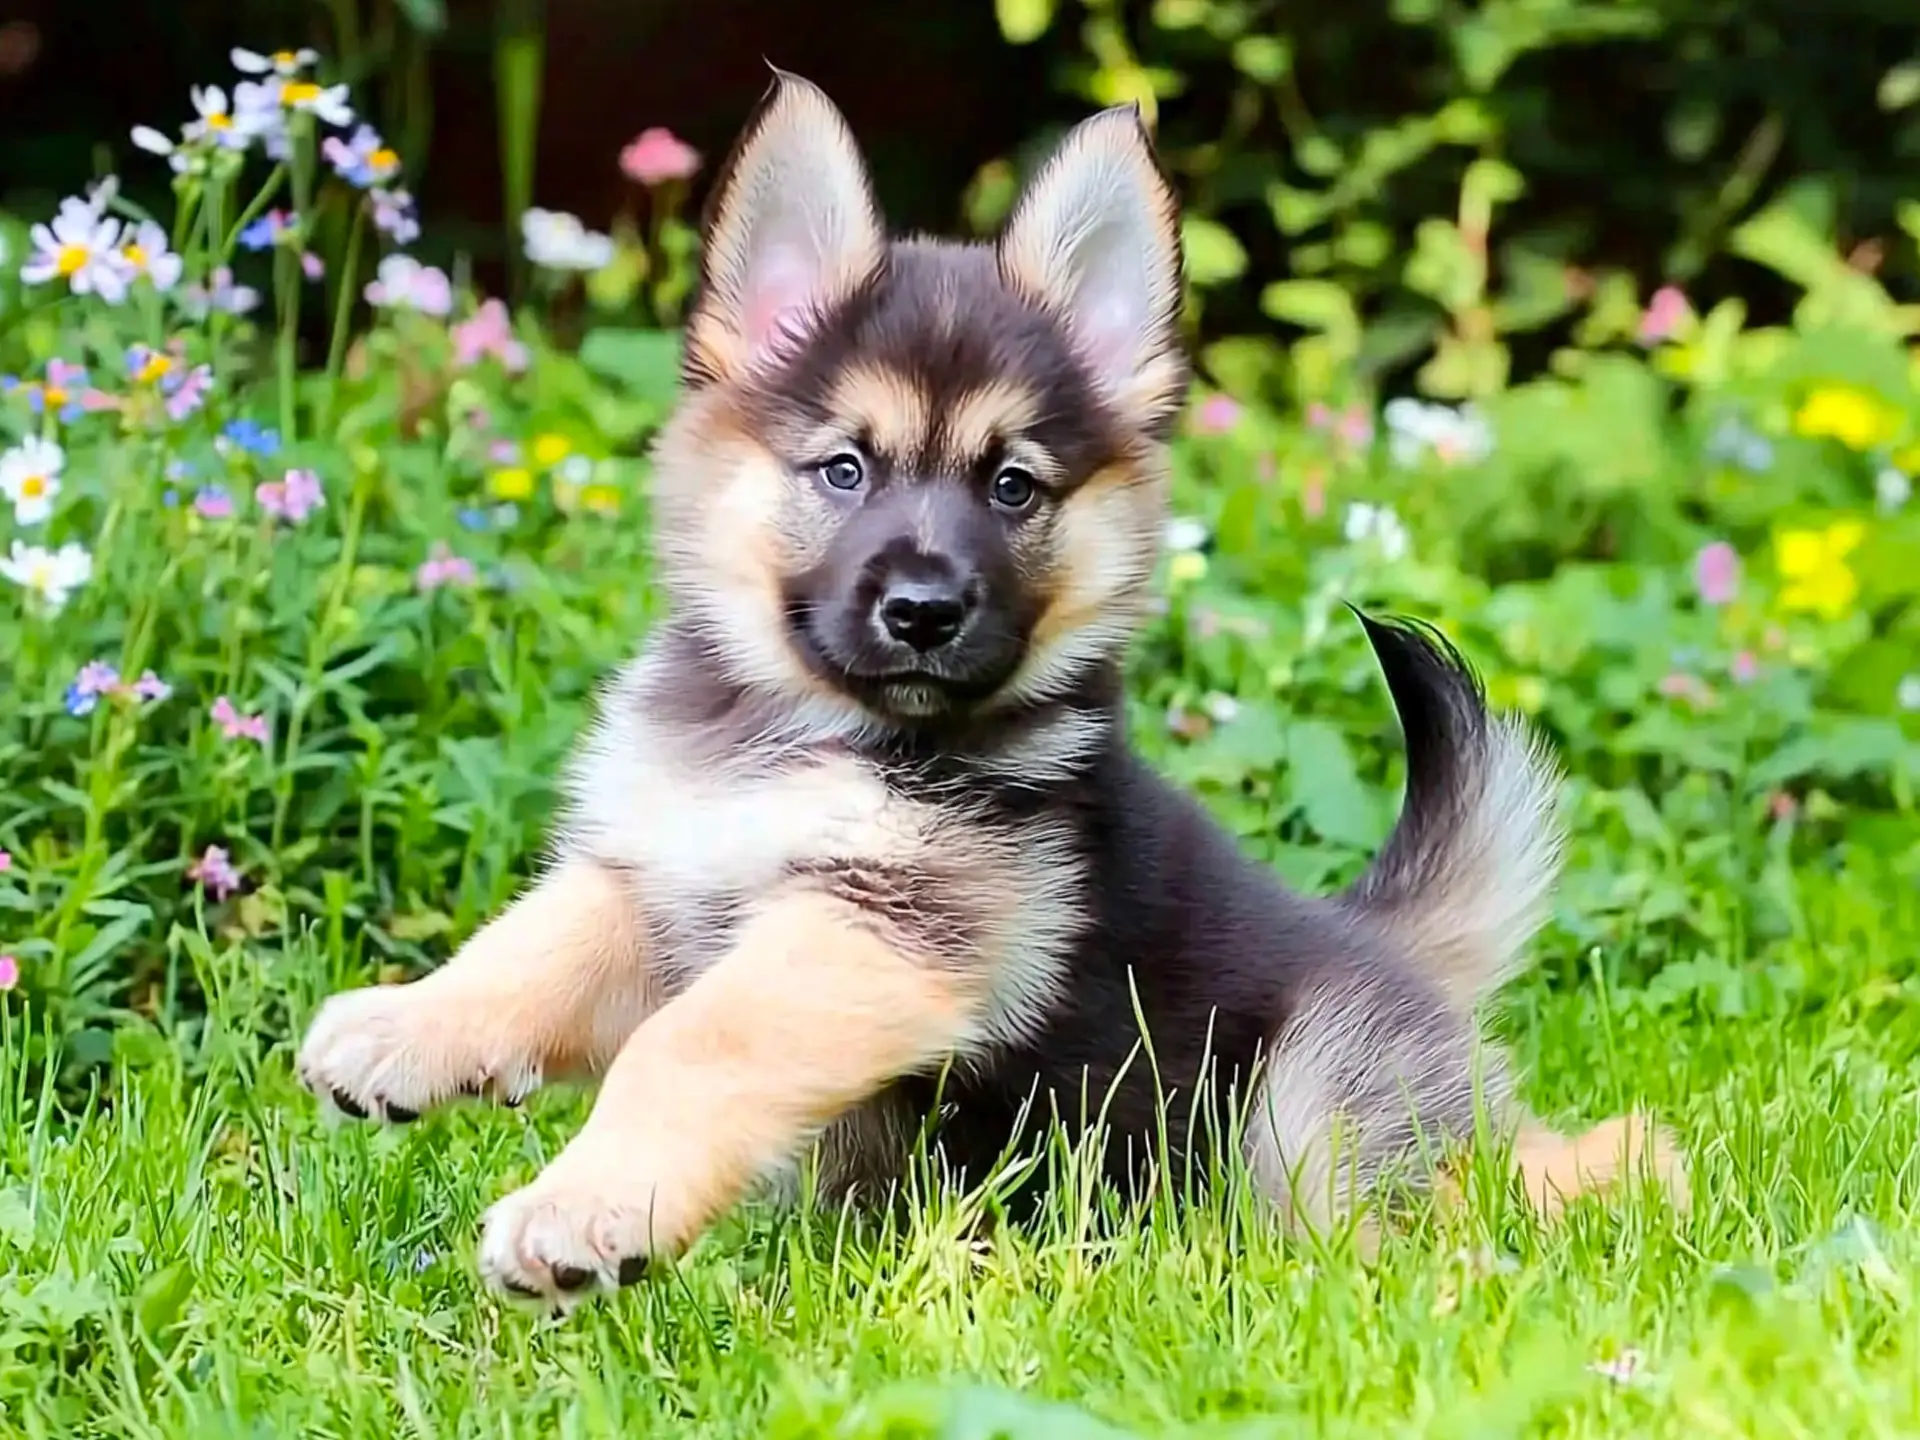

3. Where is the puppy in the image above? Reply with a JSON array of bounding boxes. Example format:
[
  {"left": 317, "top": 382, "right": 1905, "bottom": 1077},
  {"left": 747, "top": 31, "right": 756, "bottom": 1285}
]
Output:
[{"left": 299, "top": 71, "right": 1688, "bottom": 1308}]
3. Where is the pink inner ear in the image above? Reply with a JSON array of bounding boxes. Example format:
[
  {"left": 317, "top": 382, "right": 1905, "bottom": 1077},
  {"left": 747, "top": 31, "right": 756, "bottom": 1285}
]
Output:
[
  {"left": 1074, "top": 285, "right": 1145, "bottom": 391},
  {"left": 741, "top": 245, "right": 819, "bottom": 364}
]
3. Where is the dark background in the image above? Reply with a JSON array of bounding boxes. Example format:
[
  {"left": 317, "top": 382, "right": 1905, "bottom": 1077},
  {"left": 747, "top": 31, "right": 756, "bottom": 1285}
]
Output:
[{"left": 2, "top": 0, "right": 1916, "bottom": 369}]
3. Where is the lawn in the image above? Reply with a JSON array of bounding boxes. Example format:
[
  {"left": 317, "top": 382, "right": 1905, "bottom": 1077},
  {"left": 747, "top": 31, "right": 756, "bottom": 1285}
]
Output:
[{"left": 5, "top": 46, "right": 1920, "bottom": 1440}]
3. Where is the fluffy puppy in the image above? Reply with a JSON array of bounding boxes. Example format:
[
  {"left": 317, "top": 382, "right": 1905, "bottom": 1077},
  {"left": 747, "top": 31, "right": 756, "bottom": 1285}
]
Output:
[{"left": 298, "top": 71, "right": 1688, "bottom": 1307}]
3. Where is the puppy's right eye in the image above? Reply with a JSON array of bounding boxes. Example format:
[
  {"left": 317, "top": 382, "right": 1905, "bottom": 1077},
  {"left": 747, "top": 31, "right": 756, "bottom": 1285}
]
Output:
[{"left": 819, "top": 454, "right": 866, "bottom": 491}]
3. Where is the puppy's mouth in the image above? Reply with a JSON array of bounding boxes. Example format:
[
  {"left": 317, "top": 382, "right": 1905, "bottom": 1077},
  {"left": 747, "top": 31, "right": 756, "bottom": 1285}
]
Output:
[{"left": 783, "top": 599, "right": 1018, "bottom": 717}]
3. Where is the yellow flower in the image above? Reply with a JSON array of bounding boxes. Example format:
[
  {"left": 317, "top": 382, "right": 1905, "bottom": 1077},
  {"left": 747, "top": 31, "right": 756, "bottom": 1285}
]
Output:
[
  {"left": 488, "top": 467, "right": 535, "bottom": 501},
  {"left": 1774, "top": 520, "right": 1864, "bottom": 620},
  {"left": 531, "top": 433, "right": 572, "bottom": 468},
  {"left": 1167, "top": 551, "right": 1207, "bottom": 586},
  {"left": 1792, "top": 386, "right": 1900, "bottom": 451},
  {"left": 579, "top": 483, "right": 621, "bottom": 515},
  {"left": 1892, "top": 441, "right": 1920, "bottom": 475}
]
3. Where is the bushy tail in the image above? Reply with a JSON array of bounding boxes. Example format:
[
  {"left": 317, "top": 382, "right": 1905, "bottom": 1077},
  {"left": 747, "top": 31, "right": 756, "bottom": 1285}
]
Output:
[{"left": 1340, "top": 611, "right": 1565, "bottom": 1010}]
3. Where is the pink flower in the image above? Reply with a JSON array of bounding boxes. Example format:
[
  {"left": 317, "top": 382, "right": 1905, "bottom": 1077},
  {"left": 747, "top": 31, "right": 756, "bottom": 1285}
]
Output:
[
  {"left": 1658, "top": 672, "right": 1714, "bottom": 707},
  {"left": 256, "top": 468, "right": 324, "bottom": 524},
  {"left": 186, "top": 845, "right": 242, "bottom": 901},
  {"left": 194, "top": 486, "right": 235, "bottom": 520},
  {"left": 452, "top": 299, "right": 529, "bottom": 375},
  {"left": 211, "top": 696, "right": 270, "bottom": 744},
  {"left": 1768, "top": 791, "right": 1799, "bottom": 822},
  {"left": 1301, "top": 468, "right": 1327, "bottom": 520},
  {"left": 1730, "top": 650, "right": 1759, "bottom": 684},
  {"left": 1192, "top": 393, "right": 1242, "bottom": 436},
  {"left": 488, "top": 439, "right": 522, "bottom": 465},
  {"left": 0, "top": 849, "right": 11, "bottom": 872},
  {"left": 1307, "top": 400, "right": 1374, "bottom": 450},
  {"left": 1693, "top": 541, "right": 1740, "bottom": 606},
  {"left": 1639, "top": 285, "right": 1692, "bottom": 345},
  {"left": 415, "top": 541, "right": 478, "bottom": 592},
  {"left": 0, "top": 955, "right": 17, "bottom": 992},
  {"left": 301, "top": 251, "right": 325, "bottom": 281},
  {"left": 619, "top": 127, "right": 702, "bottom": 186},
  {"left": 364, "top": 255, "right": 452, "bottom": 316}
]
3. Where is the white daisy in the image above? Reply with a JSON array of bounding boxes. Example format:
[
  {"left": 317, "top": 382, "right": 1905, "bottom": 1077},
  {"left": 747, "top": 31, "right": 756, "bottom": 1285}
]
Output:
[
  {"left": 1876, "top": 466, "right": 1911, "bottom": 513},
  {"left": 1, "top": 540, "right": 93, "bottom": 611},
  {"left": 19, "top": 200, "right": 131, "bottom": 303},
  {"left": 121, "top": 220, "right": 183, "bottom": 291},
  {"left": 0, "top": 437, "right": 64, "bottom": 526},
  {"left": 521, "top": 208, "right": 614, "bottom": 271},
  {"left": 232, "top": 46, "right": 319, "bottom": 76},
  {"left": 1382, "top": 398, "right": 1494, "bottom": 468},
  {"left": 1343, "top": 501, "right": 1410, "bottom": 561}
]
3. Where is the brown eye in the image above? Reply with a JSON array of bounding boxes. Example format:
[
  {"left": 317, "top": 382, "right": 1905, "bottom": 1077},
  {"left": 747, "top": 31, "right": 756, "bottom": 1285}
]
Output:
[
  {"left": 819, "top": 454, "right": 865, "bottom": 491},
  {"left": 990, "top": 466, "right": 1037, "bottom": 512}
]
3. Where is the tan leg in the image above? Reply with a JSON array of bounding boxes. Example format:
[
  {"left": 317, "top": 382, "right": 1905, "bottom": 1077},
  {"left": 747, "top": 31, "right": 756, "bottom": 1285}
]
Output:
[
  {"left": 476, "top": 890, "right": 979, "bottom": 1306},
  {"left": 1512, "top": 1112, "right": 1692, "bottom": 1218},
  {"left": 297, "top": 860, "right": 656, "bottom": 1123}
]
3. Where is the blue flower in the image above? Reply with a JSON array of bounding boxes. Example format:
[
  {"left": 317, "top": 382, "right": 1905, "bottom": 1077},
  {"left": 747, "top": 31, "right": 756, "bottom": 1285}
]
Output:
[
  {"left": 238, "top": 210, "right": 293, "bottom": 252},
  {"left": 456, "top": 507, "right": 490, "bottom": 531},
  {"left": 221, "top": 419, "right": 281, "bottom": 457}
]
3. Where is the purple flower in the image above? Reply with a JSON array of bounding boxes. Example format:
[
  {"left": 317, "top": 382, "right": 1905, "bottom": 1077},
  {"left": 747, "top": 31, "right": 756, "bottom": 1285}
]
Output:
[
  {"left": 64, "top": 660, "right": 122, "bottom": 716},
  {"left": 186, "top": 844, "right": 242, "bottom": 900},
  {"left": 1693, "top": 541, "right": 1740, "bottom": 606},
  {"left": 0, "top": 955, "right": 17, "bottom": 992},
  {"left": 324, "top": 125, "right": 402, "bottom": 188},
  {"left": 256, "top": 468, "right": 324, "bottom": 524},
  {"left": 164, "top": 363, "right": 213, "bottom": 422},
  {"left": 194, "top": 486, "right": 235, "bottom": 520},
  {"left": 130, "top": 670, "right": 172, "bottom": 702},
  {"left": 369, "top": 188, "right": 420, "bottom": 245},
  {"left": 301, "top": 251, "right": 325, "bottom": 281}
]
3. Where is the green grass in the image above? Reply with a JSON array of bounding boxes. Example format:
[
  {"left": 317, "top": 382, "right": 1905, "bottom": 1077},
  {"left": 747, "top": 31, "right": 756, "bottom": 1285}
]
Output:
[{"left": 8, "top": 861, "right": 1920, "bottom": 1436}]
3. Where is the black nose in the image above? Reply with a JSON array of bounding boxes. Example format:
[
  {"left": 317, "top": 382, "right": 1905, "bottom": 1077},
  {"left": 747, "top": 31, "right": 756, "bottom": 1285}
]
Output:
[{"left": 878, "top": 579, "right": 972, "bottom": 653}]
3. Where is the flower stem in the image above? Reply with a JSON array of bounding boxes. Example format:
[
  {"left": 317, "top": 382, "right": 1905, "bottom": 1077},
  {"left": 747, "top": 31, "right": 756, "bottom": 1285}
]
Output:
[{"left": 319, "top": 205, "right": 366, "bottom": 433}]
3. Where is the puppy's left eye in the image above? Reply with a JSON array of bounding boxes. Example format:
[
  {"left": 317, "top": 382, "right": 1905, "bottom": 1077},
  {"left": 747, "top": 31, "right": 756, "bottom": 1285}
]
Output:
[{"left": 990, "top": 466, "right": 1038, "bottom": 512}]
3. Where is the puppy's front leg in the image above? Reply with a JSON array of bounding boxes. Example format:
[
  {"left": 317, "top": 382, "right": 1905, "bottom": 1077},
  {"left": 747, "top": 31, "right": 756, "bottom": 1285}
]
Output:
[
  {"left": 299, "top": 859, "right": 658, "bottom": 1123},
  {"left": 477, "top": 889, "right": 981, "bottom": 1305}
]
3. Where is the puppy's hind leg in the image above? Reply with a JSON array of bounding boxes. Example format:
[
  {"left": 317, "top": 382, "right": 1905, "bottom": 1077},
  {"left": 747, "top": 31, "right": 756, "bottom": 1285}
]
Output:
[
  {"left": 298, "top": 859, "right": 660, "bottom": 1124},
  {"left": 1244, "top": 975, "right": 1498, "bottom": 1251},
  {"left": 1511, "top": 1112, "right": 1691, "bottom": 1219}
]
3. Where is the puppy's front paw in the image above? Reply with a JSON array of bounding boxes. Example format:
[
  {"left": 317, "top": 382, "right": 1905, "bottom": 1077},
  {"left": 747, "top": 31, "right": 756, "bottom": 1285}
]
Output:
[
  {"left": 298, "top": 982, "right": 543, "bottom": 1124},
  {"left": 477, "top": 1140, "right": 699, "bottom": 1309}
]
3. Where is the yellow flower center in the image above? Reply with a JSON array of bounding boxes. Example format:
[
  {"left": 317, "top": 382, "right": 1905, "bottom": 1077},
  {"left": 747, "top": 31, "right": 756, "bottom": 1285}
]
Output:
[
  {"left": 206, "top": 112, "right": 233, "bottom": 130},
  {"left": 281, "top": 81, "right": 322, "bottom": 107},
  {"left": 136, "top": 355, "right": 174, "bottom": 384},
  {"left": 273, "top": 50, "right": 298, "bottom": 66},
  {"left": 56, "top": 245, "right": 89, "bottom": 277},
  {"left": 43, "top": 386, "right": 67, "bottom": 406},
  {"left": 370, "top": 147, "right": 399, "bottom": 171},
  {"left": 20, "top": 475, "right": 47, "bottom": 498},
  {"left": 124, "top": 243, "right": 149, "bottom": 270}
]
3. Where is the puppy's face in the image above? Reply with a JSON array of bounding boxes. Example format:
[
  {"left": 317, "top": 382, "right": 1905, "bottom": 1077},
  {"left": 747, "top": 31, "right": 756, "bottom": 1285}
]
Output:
[{"left": 650, "top": 74, "right": 1188, "bottom": 732}]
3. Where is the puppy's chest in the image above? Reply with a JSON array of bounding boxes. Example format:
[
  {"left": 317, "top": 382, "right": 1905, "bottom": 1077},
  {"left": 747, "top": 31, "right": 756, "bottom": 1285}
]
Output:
[{"left": 566, "top": 714, "right": 1088, "bottom": 992}]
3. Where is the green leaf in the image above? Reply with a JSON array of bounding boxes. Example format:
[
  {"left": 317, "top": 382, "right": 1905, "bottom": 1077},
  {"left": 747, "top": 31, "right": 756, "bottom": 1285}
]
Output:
[
  {"left": 1231, "top": 34, "right": 1292, "bottom": 81},
  {"left": 995, "top": 0, "right": 1056, "bottom": 45},
  {"left": 1880, "top": 60, "right": 1920, "bottom": 111},
  {"left": 392, "top": 0, "right": 447, "bottom": 31},
  {"left": 1182, "top": 216, "right": 1248, "bottom": 286},
  {"left": 577, "top": 327, "right": 682, "bottom": 401},
  {"left": 1285, "top": 719, "right": 1381, "bottom": 848}
]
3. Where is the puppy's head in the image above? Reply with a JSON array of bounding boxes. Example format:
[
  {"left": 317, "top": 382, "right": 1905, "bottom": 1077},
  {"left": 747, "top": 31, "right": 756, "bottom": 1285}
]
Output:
[{"left": 651, "top": 71, "right": 1186, "bottom": 733}]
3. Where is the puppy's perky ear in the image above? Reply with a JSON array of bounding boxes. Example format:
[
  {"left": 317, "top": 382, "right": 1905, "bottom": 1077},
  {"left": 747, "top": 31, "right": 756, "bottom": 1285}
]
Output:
[
  {"left": 684, "top": 70, "right": 885, "bottom": 386},
  {"left": 997, "top": 106, "right": 1187, "bottom": 428}
]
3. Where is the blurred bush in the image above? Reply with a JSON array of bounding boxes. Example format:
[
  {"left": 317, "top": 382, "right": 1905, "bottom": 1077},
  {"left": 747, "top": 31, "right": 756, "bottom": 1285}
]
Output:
[{"left": 982, "top": 0, "right": 1920, "bottom": 401}]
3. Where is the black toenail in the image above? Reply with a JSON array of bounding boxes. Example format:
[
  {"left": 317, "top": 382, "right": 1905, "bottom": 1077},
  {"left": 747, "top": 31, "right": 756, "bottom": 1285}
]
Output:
[
  {"left": 551, "top": 1264, "right": 594, "bottom": 1292},
  {"left": 332, "top": 1090, "right": 368, "bottom": 1119},
  {"left": 617, "top": 1255, "right": 648, "bottom": 1286},
  {"left": 384, "top": 1103, "right": 418, "bottom": 1123},
  {"left": 501, "top": 1095, "right": 522, "bottom": 1109},
  {"left": 503, "top": 1278, "right": 540, "bottom": 1298}
]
